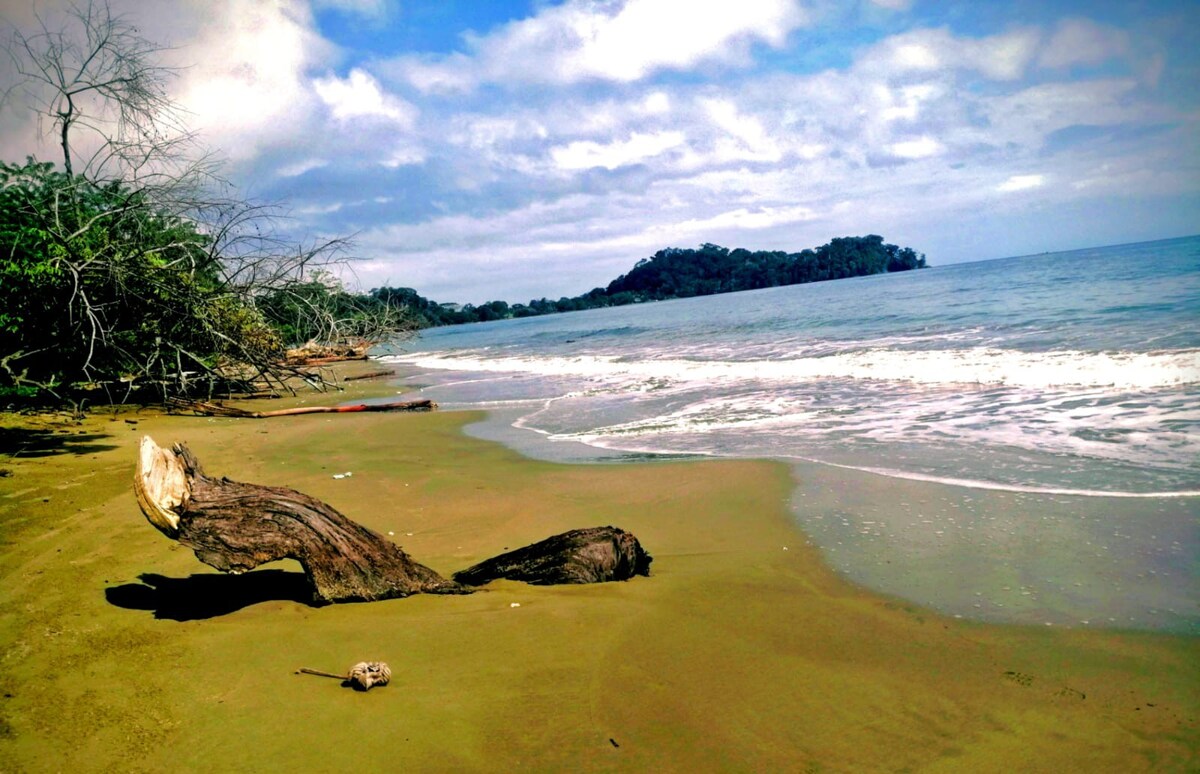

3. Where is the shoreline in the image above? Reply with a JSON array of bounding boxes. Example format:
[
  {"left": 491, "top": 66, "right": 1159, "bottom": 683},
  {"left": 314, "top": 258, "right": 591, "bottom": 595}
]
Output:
[
  {"left": 454, "top": 399, "right": 1200, "bottom": 496},
  {"left": 449, "top": 403, "right": 1200, "bottom": 634},
  {"left": 1, "top": 372, "right": 1197, "bottom": 770}
]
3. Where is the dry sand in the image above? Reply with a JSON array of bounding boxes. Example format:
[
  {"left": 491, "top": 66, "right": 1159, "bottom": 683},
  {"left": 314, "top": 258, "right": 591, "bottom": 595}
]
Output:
[{"left": 1, "top": 376, "right": 1196, "bottom": 772}]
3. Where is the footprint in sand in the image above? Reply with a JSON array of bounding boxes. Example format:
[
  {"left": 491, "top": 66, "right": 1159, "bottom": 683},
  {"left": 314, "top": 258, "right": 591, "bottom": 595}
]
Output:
[
  {"left": 1003, "top": 671, "right": 1087, "bottom": 701},
  {"left": 1002, "top": 670, "right": 1034, "bottom": 687},
  {"left": 1054, "top": 686, "right": 1086, "bottom": 701}
]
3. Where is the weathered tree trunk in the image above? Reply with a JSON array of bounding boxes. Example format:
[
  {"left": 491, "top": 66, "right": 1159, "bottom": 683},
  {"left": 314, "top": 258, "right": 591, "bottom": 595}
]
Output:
[
  {"left": 134, "top": 436, "right": 465, "bottom": 603},
  {"left": 453, "top": 526, "right": 653, "bottom": 586}
]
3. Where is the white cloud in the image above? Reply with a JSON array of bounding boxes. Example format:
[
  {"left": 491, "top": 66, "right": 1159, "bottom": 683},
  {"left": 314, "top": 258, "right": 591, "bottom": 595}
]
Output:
[
  {"left": 701, "top": 98, "right": 783, "bottom": 163},
  {"left": 880, "top": 83, "right": 938, "bottom": 121},
  {"left": 560, "top": 0, "right": 804, "bottom": 81},
  {"left": 313, "top": 68, "right": 416, "bottom": 125},
  {"left": 170, "top": 1, "right": 335, "bottom": 160},
  {"left": 892, "top": 41, "right": 940, "bottom": 71},
  {"left": 1039, "top": 18, "right": 1129, "bottom": 70},
  {"left": 643, "top": 92, "right": 672, "bottom": 114},
  {"left": 443, "top": 89, "right": 687, "bottom": 177},
  {"left": 294, "top": 201, "right": 345, "bottom": 215},
  {"left": 277, "top": 158, "right": 328, "bottom": 177},
  {"left": 983, "top": 79, "right": 1145, "bottom": 145},
  {"left": 997, "top": 174, "right": 1045, "bottom": 192},
  {"left": 380, "top": 145, "right": 425, "bottom": 168},
  {"left": 391, "top": 0, "right": 808, "bottom": 90},
  {"left": 673, "top": 203, "right": 817, "bottom": 232},
  {"left": 866, "top": 27, "right": 1040, "bottom": 81},
  {"left": 890, "top": 136, "right": 941, "bottom": 159},
  {"left": 552, "top": 131, "right": 687, "bottom": 170}
]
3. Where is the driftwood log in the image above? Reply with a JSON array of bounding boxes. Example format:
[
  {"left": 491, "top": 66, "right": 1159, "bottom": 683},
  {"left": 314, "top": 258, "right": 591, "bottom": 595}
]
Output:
[
  {"left": 453, "top": 527, "right": 653, "bottom": 586},
  {"left": 133, "top": 437, "right": 652, "bottom": 605},
  {"left": 135, "top": 436, "right": 464, "bottom": 603},
  {"left": 342, "top": 369, "right": 395, "bottom": 382},
  {"left": 167, "top": 397, "right": 435, "bottom": 419}
]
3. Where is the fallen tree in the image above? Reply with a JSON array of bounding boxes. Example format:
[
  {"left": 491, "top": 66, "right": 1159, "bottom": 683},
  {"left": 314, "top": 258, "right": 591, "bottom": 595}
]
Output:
[{"left": 133, "top": 436, "right": 652, "bottom": 604}]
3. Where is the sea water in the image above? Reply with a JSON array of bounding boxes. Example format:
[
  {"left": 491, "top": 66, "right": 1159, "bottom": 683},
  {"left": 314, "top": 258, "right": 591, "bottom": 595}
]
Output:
[{"left": 379, "top": 236, "right": 1200, "bottom": 632}]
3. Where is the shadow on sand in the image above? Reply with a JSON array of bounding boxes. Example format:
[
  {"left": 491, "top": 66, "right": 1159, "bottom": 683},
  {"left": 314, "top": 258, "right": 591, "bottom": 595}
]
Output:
[
  {"left": 105, "top": 570, "right": 321, "bottom": 621},
  {"left": 0, "top": 427, "right": 119, "bottom": 458}
]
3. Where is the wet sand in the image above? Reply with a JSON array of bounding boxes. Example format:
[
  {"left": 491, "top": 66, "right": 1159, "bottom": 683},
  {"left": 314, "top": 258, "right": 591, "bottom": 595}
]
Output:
[
  {"left": 791, "top": 462, "right": 1199, "bottom": 633},
  {"left": 1, "top": 379, "right": 1197, "bottom": 771}
]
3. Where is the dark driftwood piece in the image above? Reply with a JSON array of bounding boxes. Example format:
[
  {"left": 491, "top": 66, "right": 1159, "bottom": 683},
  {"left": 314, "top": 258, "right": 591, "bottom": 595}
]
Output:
[
  {"left": 293, "top": 354, "right": 370, "bottom": 365},
  {"left": 168, "top": 397, "right": 434, "bottom": 418},
  {"left": 342, "top": 369, "right": 395, "bottom": 382},
  {"left": 453, "top": 526, "right": 653, "bottom": 586},
  {"left": 135, "top": 437, "right": 465, "bottom": 603}
]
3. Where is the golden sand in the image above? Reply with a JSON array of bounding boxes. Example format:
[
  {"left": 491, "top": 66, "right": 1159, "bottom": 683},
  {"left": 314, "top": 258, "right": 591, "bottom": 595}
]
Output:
[{"left": 0, "top": 379, "right": 1196, "bottom": 772}]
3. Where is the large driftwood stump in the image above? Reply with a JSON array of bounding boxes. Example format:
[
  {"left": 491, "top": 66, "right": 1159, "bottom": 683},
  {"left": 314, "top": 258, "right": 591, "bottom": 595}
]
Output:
[
  {"left": 134, "top": 436, "right": 465, "bottom": 603},
  {"left": 134, "top": 437, "right": 654, "bottom": 606},
  {"left": 453, "top": 527, "right": 653, "bottom": 586}
]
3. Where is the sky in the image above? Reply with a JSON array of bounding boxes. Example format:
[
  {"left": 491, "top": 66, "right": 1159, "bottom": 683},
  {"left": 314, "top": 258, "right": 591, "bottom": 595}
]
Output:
[{"left": 2, "top": 0, "right": 1198, "bottom": 304}]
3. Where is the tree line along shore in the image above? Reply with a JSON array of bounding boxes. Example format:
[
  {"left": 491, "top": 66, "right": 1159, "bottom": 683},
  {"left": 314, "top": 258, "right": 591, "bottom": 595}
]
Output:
[
  {"left": 2, "top": 114, "right": 924, "bottom": 404},
  {"left": 373, "top": 235, "right": 927, "bottom": 326},
  {"left": 1, "top": 146, "right": 924, "bottom": 405}
]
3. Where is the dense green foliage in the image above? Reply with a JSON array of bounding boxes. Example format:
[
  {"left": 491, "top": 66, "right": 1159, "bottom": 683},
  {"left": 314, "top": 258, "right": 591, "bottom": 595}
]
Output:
[
  {"left": 0, "top": 158, "right": 282, "bottom": 399},
  {"left": 0, "top": 3, "right": 414, "bottom": 405},
  {"left": 373, "top": 235, "right": 926, "bottom": 327}
]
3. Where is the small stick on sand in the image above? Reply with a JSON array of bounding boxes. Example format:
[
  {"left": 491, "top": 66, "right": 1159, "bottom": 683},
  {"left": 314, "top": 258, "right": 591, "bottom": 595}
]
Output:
[
  {"left": 296, "top": 662, "right": 393, "bottom": 691},
  {"left": 296, "top": 668, "right": 347, "bottom": 679}
]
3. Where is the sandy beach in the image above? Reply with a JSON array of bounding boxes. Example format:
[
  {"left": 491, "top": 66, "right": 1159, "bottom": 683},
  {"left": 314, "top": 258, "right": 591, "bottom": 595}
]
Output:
[{"left": 1, "top": 373, "right": 1196, "bottom": 772}]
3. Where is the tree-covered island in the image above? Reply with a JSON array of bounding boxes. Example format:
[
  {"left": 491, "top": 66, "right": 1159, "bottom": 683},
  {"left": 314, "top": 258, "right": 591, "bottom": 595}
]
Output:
[{"left": 373, "top": 235, "right": 927, "bottom": 326}]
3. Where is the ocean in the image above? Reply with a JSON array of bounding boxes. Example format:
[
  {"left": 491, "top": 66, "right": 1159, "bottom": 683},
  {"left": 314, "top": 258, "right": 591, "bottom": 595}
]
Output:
[{"left": 379, "top": 235, "right": 1200, "bottom": 632}]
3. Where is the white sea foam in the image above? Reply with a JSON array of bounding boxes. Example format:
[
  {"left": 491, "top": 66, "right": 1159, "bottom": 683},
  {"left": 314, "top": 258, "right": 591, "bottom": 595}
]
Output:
[
  {"left": 385, "top": 347, "right": 1200, "bottom": 390},
  {"left": 385, "top": 338, "right": 1200, "bottom": 495},
  {"left": 391, "top": 354, "right": 1200, "bottom": 495},
  {"left": 561, "top": 430, "right": 1200, "bottom": 498}
]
